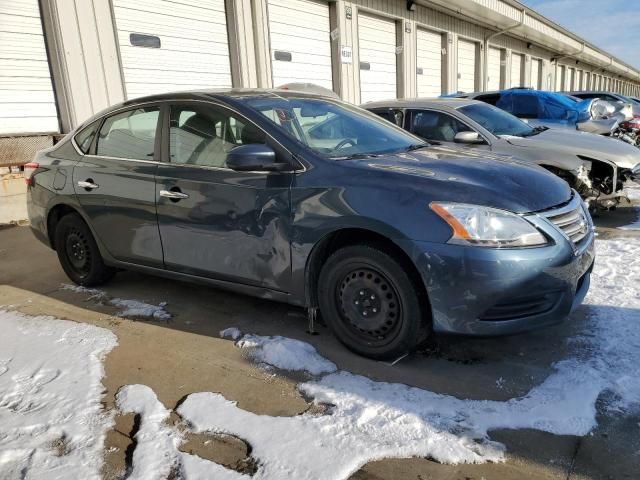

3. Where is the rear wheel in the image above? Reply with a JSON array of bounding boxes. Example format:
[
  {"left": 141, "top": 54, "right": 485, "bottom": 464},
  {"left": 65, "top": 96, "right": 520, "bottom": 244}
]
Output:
[
  {"left": 318, "top": 244, "right": 428, "bottom": 359},
  {"left": 54, "top": 213, "right": 115, "bottom": 286}
]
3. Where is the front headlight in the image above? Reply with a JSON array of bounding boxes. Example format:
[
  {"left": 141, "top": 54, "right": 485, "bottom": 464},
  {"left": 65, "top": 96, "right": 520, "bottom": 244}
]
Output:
[{"left": 430, "top": 202, "right": 548, "bottom": 248}]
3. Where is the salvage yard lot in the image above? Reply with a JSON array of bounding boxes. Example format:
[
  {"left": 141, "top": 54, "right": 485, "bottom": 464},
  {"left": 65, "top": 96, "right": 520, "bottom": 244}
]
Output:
[{"left": 1, "top": 198, "right": 639, "bottom": 480}]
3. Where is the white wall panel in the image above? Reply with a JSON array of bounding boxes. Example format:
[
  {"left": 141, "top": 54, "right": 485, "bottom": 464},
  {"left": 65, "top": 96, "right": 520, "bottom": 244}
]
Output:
[
  {"left": 112, "top": 0, "right": 232, "bottom": 99},
  {"left": 358, "top": 13, "right": 397, "bottom": 103},
  {"left": 416, "top": 28, "right": 442, "bottom": 97},
  {"left": 530, "top": 58, "right": 542, "bottom": 89},
  {"left": 487, "top": 46, "right": 502, "bottom": 91},
  {"left": 510, "top": 52, "right": 524, "bottom": 87},
  {"left": 267, "top": 0, "right": 332, "bottom": 89},
  {"left": 457, "top": 38, "right": 477, "bottom": 93},
  {"left": 0, "top": 0, "right": 57, "bottom": 134}
]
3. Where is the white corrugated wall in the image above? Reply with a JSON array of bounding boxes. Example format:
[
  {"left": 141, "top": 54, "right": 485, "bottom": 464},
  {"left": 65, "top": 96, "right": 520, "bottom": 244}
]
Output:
[
  {"left": 112, "top": 0, "right": 232, "bottom": 99},
  {"left": 0, "top": 0, "right": 57, "bottom": 134}
]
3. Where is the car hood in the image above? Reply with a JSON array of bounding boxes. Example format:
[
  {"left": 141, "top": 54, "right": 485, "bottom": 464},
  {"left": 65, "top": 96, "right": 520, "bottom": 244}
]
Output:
[
  {"left": 502, "top": 128, "right": 640, "bottom": 169},
  {"left": 357, "top": 145, "right": 571, "bottom": 214}
]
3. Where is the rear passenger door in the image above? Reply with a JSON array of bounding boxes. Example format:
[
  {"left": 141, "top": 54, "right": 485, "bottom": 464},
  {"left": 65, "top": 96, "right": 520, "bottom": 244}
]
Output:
[
  {"left": 155, "top": 102, "right": 293, "bottom": 291},
  {"left": 73, "top": 105, "right": 164, "bottom": 267}
]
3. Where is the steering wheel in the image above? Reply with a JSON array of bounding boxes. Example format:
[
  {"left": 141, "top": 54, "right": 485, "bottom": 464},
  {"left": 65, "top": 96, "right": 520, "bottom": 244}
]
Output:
[{"left": 333, "top": 139, "right": 356, "bottom": 150}]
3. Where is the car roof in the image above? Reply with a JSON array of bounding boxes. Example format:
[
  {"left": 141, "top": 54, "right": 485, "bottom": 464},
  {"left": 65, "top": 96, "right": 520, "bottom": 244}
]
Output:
[{"left": 363, "top": 97, "right": 482, "bottom": 109}]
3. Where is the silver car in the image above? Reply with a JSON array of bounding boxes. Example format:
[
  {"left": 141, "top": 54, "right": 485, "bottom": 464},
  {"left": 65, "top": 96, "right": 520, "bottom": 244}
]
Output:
[{"left": 365, "top": 98, "right": 640, "bottom": 209}]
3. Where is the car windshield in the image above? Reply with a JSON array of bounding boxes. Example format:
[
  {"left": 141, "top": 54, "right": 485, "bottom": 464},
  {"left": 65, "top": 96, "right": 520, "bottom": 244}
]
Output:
[
  {"left": 458, "top": 103, "right": 536, "bottom": 137},
  {"left": 241, "top": 96, "right": 426, "bottom": 158}
]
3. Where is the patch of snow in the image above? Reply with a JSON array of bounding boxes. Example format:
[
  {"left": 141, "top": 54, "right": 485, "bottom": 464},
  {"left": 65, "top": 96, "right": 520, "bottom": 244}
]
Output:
[
  {"left": 0, "top": 309, "right": 117, "bottom": 479},
  {"left": 626, "top": 187, "right": 640, "bottom": 202},
  {"left": 220, "top": 327, "right": 243, "bottom": 340},
  {"left": 116, "top": 385, "right": 247, "bottom": 480},
  {"left": 61, "top": 283, "right": 171, "bottom": 320},
  {"left": 110, "top": 298, "right": 171, "bottom": 321},
  {"left": 235, "top": 334, "right": 337, "bottom": 375}
]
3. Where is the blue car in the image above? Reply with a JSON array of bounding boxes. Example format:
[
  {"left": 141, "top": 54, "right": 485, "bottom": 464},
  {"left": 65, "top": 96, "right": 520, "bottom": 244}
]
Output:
[
  {"left": 454, "top": 88, "right": 624, "bottom": 135},
  {"left": 26, "top": 89, "right": 595, "bottom": 359}
]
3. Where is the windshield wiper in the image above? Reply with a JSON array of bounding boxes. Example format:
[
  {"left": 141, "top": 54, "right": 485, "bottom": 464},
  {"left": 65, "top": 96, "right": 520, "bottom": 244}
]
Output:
[
  {"left": 330, "top": 152, "right": 382, "bottom": 160},
  {"left": 522, "top": 126, "right": 548, "bottom": 137},
  {"left": 405, "top": 143, "right": 429, "bottom": 151}
]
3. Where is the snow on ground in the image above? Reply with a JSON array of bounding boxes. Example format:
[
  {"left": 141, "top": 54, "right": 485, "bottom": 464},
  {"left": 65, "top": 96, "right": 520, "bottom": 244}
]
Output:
[
  {"left": 222, "top": 331, "right": 337, "bottom": 375},
  {"left": 120, "top": 237, "right": 640, "bottom": 479},
  {"left": 0, "top": 309, "right": 117, "bottom": 479},
  {"left": 61, "top": 283, "right": 171, "bottom": 320}
]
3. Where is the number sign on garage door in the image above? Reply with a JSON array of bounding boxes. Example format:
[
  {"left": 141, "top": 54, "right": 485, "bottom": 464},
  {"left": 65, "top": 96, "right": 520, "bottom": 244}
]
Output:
[
  {"left": 267, "top": 0, "right": 333, "bottom": 89},
  {"left": 358, "top": 13, "right": 397, "bottom": 103},
  {"left": 457, "top": 38, "right": 477, "bottom": 93},
  {"left": 416, "top": 29, "right": 442, "bottom": 97},
  {"left": 112, "top": 0, "right": 232, "bottom": 99}
]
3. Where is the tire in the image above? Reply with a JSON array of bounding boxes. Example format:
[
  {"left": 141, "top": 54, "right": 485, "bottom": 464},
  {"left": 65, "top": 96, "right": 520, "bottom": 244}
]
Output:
[
  {"left": 54, "top": 213, "right": 115, "bottom": 286},
  {"left": 318, "top": 244, "right": 428, "bottom": 360}
]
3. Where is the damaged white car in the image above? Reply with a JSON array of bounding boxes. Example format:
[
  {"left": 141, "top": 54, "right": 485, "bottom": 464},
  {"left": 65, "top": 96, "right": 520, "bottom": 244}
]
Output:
[{"left": 365, "top": 98, "right": 640, "bottom": 210}]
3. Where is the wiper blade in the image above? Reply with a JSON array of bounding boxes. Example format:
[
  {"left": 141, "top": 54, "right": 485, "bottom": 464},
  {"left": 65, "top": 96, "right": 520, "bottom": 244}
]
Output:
[
  {"left": 405, "top": 143, "right": 429, "bottom": 151},
  {"left": 330, "top": 153, "right": 381, "bottom": 160}
]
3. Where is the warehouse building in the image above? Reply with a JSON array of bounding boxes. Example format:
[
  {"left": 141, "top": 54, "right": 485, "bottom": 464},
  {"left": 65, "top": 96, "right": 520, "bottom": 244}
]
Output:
[{"left": 3, "top": 0, "right": 640, "bottom": 165}]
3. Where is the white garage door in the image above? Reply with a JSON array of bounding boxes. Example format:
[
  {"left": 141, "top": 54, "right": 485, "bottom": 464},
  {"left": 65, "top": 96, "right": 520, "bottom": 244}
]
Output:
[
  {"left": 555, "top": 65, "right": 565, "bottom": 91},
  {"left": 487, "top": 47, "right": 502, "bottom": 91},
  {"left": 358, "top": 13, "right": 397, "bottom": 103},
  {"left": 267, "top": 0, "right": 332, "bottom": 90},
  {"left": 577, "top": 70, "right": 583, "bottom": 90},
  {"left": 568, "top": 68, "right": 576, "bottom": 90},
  {"left": 416, "top": 29, "right": 442, "bottom": 97},
  {"left": 112, "top": 0, "right": 232, "bottom": 100},
  {"left": 0, "top": 0, "right": 57, "bottom": 134},
  {"left": 457, "top": 38, "right": 477, "bottom": 93},
  {"left": 530, "top": 58, "right": 542, "bottom": 90},
  {"left": 510, "top": 53, "right": 523, "bottom": 88}
]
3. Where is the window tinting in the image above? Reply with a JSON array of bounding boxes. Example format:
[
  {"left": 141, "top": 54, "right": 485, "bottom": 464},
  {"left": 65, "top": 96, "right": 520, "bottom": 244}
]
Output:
[
  {"left": 410, "top": 110, "right": 469, "bottom": 142},
  {"left": 74, "top": 120, "right": 100, "bottom": 154},
  {"left": 96, "top": 107, "right": 159, "bottom": 160},
  {"left": 169, "top": 105, "right": 266, "bottom": 168}
]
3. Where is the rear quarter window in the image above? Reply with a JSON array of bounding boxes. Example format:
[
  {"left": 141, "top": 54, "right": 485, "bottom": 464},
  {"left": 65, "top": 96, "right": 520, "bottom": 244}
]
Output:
[{"left": 74, "top": 120, "right": 101, "bottom": 154}]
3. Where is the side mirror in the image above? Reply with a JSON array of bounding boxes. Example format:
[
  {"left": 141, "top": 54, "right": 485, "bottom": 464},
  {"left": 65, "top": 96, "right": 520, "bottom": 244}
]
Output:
[
  {"left": 226, "top": 144, "right": 290, "bottom": 172},
  {"left": 454, "top": 131, "right": 483, "bottom": 144}
]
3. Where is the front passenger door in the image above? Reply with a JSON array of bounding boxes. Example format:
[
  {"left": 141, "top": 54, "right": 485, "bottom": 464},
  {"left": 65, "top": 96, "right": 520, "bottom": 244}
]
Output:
[{"left": 155, "top": 102, "right": 294, "bottom": 291}]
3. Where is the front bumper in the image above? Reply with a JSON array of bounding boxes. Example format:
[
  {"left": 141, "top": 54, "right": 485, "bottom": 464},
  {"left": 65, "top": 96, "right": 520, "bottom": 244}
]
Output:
[{"left": 401, "top": 218, "right": 595, "bottom": 336}]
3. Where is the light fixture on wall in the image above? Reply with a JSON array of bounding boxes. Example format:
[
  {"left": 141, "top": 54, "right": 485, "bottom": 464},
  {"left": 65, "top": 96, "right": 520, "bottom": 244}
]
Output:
[
  {"left": 527, "top": 42, "right": 533, "bottom": 49},
  {"left": 407, "top": 1, "right": 416, "bottom": 11}
]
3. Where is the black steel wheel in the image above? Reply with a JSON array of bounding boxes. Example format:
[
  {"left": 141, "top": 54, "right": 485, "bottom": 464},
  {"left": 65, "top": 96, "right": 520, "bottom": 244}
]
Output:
[
  {"left": 55, "top": 213, "right": 115, "bottom": 286},
  {"left": 318, "top": 244, "right": 429, "bottom": 359}
]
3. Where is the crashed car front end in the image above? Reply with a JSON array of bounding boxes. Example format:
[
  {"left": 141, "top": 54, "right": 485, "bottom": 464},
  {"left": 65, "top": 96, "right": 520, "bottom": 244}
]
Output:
[{"left": 570, "top": 157, "right": 640, "bottom": 209}]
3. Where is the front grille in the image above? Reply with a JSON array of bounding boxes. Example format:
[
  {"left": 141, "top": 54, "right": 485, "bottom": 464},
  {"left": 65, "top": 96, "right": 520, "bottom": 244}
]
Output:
[{"left": 539, "top": 193, "right": 590, "bottom": 244}]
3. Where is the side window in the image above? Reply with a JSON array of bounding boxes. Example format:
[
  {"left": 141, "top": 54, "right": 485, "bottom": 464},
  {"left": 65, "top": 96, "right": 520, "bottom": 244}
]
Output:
[
  {"left": 475, "top": 94, "right": 501, "bottom": 106},
  {"left": 96, "top": 107, "right": 159, "bottom": 160},
  {"left": 410, "top": 110, "right": 470, "bottom": 142},
  {"left": 169, "top": 104, "right": 266, "bottom": 168},
  {"left": 511, "top": 94, "right": 539, "bottom": 118},
  {"left": 74, "top": 120, "right": 100, "bottom": 154}
]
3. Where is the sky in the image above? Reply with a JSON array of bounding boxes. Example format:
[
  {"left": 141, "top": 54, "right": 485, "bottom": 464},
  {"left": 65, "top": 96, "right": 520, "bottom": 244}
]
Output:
[{"left": 521, "top": 0, "right": 640, "bottom": 69}]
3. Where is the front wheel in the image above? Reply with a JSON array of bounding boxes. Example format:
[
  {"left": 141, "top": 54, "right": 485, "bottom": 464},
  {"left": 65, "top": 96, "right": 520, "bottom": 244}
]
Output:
[
  {"left": 54, "top": 213, "right": 115, "bottom": 286},
  {"left": 318, "top": 244, "right": 428, "bottom": 359}
]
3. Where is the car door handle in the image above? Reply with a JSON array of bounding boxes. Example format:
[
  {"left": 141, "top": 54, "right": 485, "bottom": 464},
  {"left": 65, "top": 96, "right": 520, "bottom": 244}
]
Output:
[
  {"left": 159, "top": 190, "right": 189, "bottom": 199},
  {"left": 77, "top": 180, "right": 99, "bottom": 190}
]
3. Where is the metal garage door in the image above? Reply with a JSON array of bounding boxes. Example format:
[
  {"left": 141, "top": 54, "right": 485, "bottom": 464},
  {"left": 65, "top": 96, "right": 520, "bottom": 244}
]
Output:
[
  {"left": 555, "top": 65, "right": 565, "bottom": 91},
  {"left": 112, "top": 0, "right": 232, "bottom": 99},
  {"left": 577, "top": 70, "right": 583, "bottom": 90},
  {"left": 530, "top": 58, "right": 542, "bottom": 89},
  {"left": 487, "top": 47, "right": 502, "bottom": 91},
  {"left": 568, "top": 68, "right": 576, "bottom": 90},
  {"left": 0, "top": 0, "right": 57, "bottom": 134},
  {"left": 416, "top": 28, "right": 442, "bottom": 97},
  {"left": 510, "top": 52, "right": 523, "bottom": 88},
  {"left": 267, "top": 0, "right": 332, "bottom": 89},
  {"left": 457, "top": 38, "right": 477, "bottom": 93},
  {"left": 358, "top": 13, "right": 397, "bottom": 103}
]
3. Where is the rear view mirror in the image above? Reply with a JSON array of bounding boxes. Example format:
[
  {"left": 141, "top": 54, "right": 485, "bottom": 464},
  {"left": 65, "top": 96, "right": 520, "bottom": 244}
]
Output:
[
  {"left": 226, "top": 144, "right": 290, "bottom": 172},
  {"left": 454, "top": 131, "right": 483, "bottom": 144},
  {"left": 300, "top": 102, "right": 330, "bottom": 118}
]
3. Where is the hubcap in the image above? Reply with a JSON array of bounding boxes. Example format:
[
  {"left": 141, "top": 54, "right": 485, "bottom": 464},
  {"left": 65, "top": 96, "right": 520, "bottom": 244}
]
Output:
[
  {"left": 337, "top": 267, "right": 401, "bottom": 342},
  {"left": 65, "top": 229, "right": 90, "bottom": 275}
]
